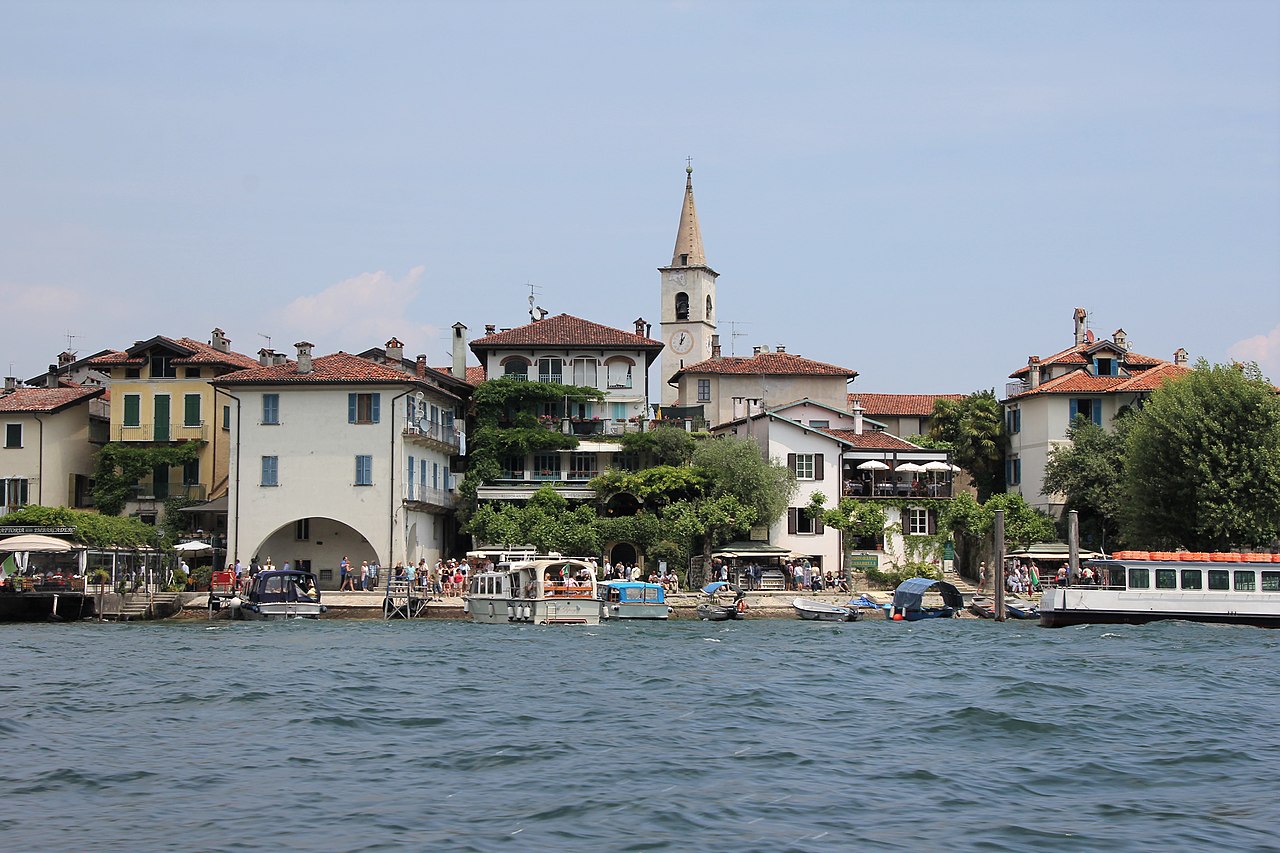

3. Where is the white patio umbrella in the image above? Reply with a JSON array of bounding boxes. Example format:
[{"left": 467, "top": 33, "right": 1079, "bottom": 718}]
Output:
[
  {"left": 895, "top": 462, "right": 924, "bottom": 474},
  {"left": 922, "top": 461, "right": 952, "bottom": 472},
  {"left": 856, "top": 460, "right": 890, "bottom": 493},
  {"left": 173, "top": 540, "right": 212, "bottom": 552}
]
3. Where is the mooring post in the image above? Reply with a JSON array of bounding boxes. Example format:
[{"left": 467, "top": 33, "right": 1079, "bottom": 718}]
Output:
[
  {"left": 994, "top": 509, "right": 1006, "bottom": 622},
  {"left": 1068, "top": 510, "right": 1081, "bottom": 585}
]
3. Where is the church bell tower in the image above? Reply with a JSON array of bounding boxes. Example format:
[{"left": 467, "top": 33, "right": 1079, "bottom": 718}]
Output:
[{"left": 659, "top": 165, "right": 718, "bottom": 407}]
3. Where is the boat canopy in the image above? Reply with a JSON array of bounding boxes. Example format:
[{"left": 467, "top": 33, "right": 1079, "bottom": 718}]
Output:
[
  {"left": 251, "top": 570, "right": 320, "bottom": 603},
  {"left": 892, "top": 577, "right": 963, "bottom": 611},
  {"left": 602, "top": 581, "right": 666, "bottom": 603}
]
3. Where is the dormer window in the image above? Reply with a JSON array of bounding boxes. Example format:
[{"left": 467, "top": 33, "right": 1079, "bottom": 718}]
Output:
[
  {"left": 1095, "top": 357, "right": 1115, "bottom": 377},
  {"left": 150, "top": 355, "right": 176, "bottom": 378}
]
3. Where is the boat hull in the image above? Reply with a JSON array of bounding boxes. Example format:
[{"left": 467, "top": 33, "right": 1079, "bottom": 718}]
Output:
[
  {"left": 792, "top": 598, "right": 858, "bottom": 622},
  {"left": 466, "top": 596, "right": 601, "bottom": 625},
  {"left": 1039, "top": 586, "right": 1280, "bottom": 629},
  {"left": 696, "top": 603, "right": 742, "bottom": 621},
  {"left": 603, "top": 602, "right": 671, "bottom": 620},
  {"left": 883, "top": 605, "right": 956, "bottom": 621},
  {"left": 232, "top": 602, "right": 324, "bottom": 620},
  {"left": 0, "top": 591, "right": 94, "bottom": 622}
]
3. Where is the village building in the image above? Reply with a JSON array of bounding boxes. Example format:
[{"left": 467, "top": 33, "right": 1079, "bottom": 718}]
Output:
[
  {"left": 0, "top": 379, "right": 108, "bottom": 517},
  {"left": 846, "top": 393, "right": 966, "bottom": 440},
  {"left": 1002, "top": 307, "right": 1190, "bottom": 516},
  {"left": 659, "top": 165, "right": 719, "bottom": 409},
  {"left": 214, "top": 342, "right": 469, "bottom": 587}
]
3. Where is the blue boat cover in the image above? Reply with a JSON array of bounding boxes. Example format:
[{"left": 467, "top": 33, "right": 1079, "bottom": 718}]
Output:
[
  {"left": 891, "top": 577, "right": 963, "bottom": 611},
  {"left": 848, "top": 594, "right": 880, "bottom": 609},
  {"left": 701, "top": 581, "right": 731, "bottom": 594}
]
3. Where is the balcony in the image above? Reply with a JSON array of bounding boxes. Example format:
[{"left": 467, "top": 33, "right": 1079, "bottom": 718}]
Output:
[
  {"left": 842, "top": 480, "right": 953, "bottom": 500},
  {"left": 1005, "top": 381, "right": 1030, "bottom": 398},
  {"left": 403, "top": 484, "right": 457, "bottom": 510},
  {"left": 129, "top": 482, "right": 208, "bottom": 502},
  {"left": 113, "top": 422, "right": 209, "bottom": 442},
  {"left": 403, "top": 419, "right": 461, "bottom": 451}
]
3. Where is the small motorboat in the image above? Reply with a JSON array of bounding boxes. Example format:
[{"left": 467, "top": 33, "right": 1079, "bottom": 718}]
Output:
[
  {"left": 792, "top": 597, "right": 860, "bottom": 622},
  {"left": 885, "top": 577, "right": 963, "bottom": 621},
  {"left": 230, "top": 569, "right": 326, "bottom": 620},
  {"left": 1004, "top": 597, "right": 1041, "bottom": 619},
  {"left": 968, "top": 594, "right": 997, "bottom": 619},
  {"left": 697, "top": 582, "right": 746, "bottom": 621}
]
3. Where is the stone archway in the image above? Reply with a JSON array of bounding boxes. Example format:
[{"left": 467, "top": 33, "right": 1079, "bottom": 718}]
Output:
[
  {"left": 253, "top": 517, "right": 380, "bottom": 590},
  {"left": 608, "top": 541, "right": 638, "bottom": 569}
]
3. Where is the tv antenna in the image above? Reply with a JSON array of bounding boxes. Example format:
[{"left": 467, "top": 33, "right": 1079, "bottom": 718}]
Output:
[
  {"left": 527, "top": 282, "right": 547, "bottom": 322},
  {"left": 724, "top": 320, "right": 750, "bottom": 356},
  {"left": 257, "top": 332, "right": 272, "bottom": 350},
  {"left": 64, "top": 331, "right": 80, "bottom": 352}
]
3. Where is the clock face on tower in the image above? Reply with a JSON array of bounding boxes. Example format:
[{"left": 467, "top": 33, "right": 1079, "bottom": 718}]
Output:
[{"left": 669, "top": 330, "right": 694, "bottom": 355}]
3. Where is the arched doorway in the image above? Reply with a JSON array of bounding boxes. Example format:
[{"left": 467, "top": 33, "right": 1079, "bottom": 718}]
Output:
[
  {"left": 253, "top": 517, "right": 379, "bottom": 590},
  {"left": 608, "top": 542, "right": 638, "bottom": 569}
]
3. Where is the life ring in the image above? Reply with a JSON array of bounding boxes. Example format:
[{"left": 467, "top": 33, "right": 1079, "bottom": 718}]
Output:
[{"left": 735, "top": 597, "right": 748, "bottom": 614}]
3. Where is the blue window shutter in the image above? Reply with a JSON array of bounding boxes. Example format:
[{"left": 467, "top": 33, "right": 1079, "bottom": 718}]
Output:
[
  {"left": 372, "top": 393, "right": 381, "bottom": 423},
  {"left": 1069, "top": 399, "right": 1078, "bottom": 424},
  {"left": 1093, "top": 400, "right": 1102, "bottom": 426},
  {"left": 348, "top": 393, "right": 357, "bottom": 423}
]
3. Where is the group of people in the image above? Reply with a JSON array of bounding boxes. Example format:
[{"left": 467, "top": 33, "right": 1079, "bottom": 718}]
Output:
[{"left": 338, "top": 556, "right": 379, "bottom": 591}]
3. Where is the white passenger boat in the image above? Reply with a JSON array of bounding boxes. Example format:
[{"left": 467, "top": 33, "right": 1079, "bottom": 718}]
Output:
[
  {"left": 465, "top": 557, "right": 601, "bottom": 625},
  {"left": 229, "top": 569, "right": 326, "bottom": 620},
  {"left": 1039, "top": 553, "right": 1280, "bottom": 629},
  {"left": 599, "top": 581, "right": 672, "bottom": 620}
]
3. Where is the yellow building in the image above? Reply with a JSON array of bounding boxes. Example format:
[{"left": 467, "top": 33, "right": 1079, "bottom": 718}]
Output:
[{"left": 88, "top": 329, "right": 258, "bottom": 523}]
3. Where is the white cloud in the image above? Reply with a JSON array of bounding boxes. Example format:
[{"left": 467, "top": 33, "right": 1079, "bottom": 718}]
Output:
[
  {"left": 278, "top": 266, "right": 440, "bottom": 358},
  {"left": 1229, "top": 323, "right": 1280, "bottom": 382}
]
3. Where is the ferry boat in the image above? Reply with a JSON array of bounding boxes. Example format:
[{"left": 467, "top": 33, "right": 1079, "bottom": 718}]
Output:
[
  {"left": 1039, "top": 552, "right": 1280, "bottom": 629},
  {"left": 599, "top": 580, "right": 672, "bottom": 620},
  {"left": 228, "top": 569, "right": 326, "bottom": 620},
  {"left": 465, "top": 557, "right": 600, "bottom": 625}
]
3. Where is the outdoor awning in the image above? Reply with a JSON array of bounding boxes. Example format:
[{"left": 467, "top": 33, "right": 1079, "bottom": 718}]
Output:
[
  {"left": 1008, "top": 543, "right": 1103, "bottom": 561},
  {"left": 178, "top": 495, "right": 228, "bottom": 514},
  {"left": 0, "top": 534, "right": 85, "bottom": 553},
  {"left": 713, "top": 541, "right": 791, "bottom": 558}
]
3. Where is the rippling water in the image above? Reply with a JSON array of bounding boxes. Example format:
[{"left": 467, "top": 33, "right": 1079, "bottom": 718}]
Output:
[{"left": 3, "top": 617, "right": 1278, "bottom": 851}]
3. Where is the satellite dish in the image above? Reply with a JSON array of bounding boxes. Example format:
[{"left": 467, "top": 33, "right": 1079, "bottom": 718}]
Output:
[{"left": 418, "top": 417, "right": 430, "bottom": 432}]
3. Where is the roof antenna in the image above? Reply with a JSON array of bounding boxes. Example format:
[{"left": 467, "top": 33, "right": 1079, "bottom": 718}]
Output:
[
  {"left": 64, "top": 331, "right": 79, "bottom": 353},
  {"left": 527, "top": 282, "right": 547, "bottom": 322},
  {"left": 725, "top": 320, "right": 750, "bottom": 356},
  {"left": 257, "top": 332, "right": 272, "bottom": 349}
]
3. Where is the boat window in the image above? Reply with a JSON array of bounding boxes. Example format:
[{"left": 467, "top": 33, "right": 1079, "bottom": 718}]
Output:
[
  {"left": 1234, "top": 571, "right": 1256, "bottom": 592},
  {"left": 1208, "top": 570, "right": 1230, "bottom": 591},
  {"left": 1180, "top": 570, "right": 1202, "bottom": 590},
  {"left": 1106, "top": 566, "right": 1126, "bottom": 587},
  {"left": 1263, "top": 572, "right": 1280, "bottom": 592},
  {"left": 1155, "top": 569, "right": 1177, "bottom": 590},
  {"left": 1127, "top": 567, "right": 1150, "bottom": 589}
]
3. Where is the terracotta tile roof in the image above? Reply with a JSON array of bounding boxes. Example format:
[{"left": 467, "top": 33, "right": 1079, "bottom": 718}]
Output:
[
  {"left": 1008, "top": 362, "right": 1190, "bottom": 399},
  {"left": 87, "top": 349, "right": 143, "bottom": 366},
  {"left": 848, "top": 393, "right": 966, "bottom": 417},
  {"left": 1009, "top": 341, "right": 1167, "bottom": 379},
  {"left": 470, "top": 314, "right": 664, "bottom": 351},
  {"left": 821, "top": 429, "right": 923, "bottom": 451},
  {"left": 674, "top": 351, "right": 857, "bottom": 380},
  {"left": 215, "top": 352, "right": 431, "bottom": 386},
  {"left": 432, "top": 365, "right": 487, "bottom": 385},
  {"left": 169, "top": 338, "right": 260, "bottom": 369},
  {"left": 0, "top": 385, "right": 105, "bottom": 413},
  {"left": 86, "top": 336, "right": 258, "bottom": 370}
]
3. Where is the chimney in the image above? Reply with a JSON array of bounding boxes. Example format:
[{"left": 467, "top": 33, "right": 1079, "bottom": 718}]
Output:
[
  {"left": 415, "top": 354, "right": 427, "bottom": 378},
  {"left": 3, "top": 377, "right": 15, "bottom": 393},
  {"left": 385, "top": 337, "right": 404, "bottom": 365},
  {"left": 732, "top": 397, "right": 745, "bottom": 420},
  {"left": 1113, "top": 328, "right": 1128, "bottom": 350},
  {"left": 258, "top": 348, "right": 274, "bottom": 367},
  {"left": 46, "top": 365, "right": 58, "bottom": 388},
  {"left": 294, "top": 341, "right": 314, "bottom": 374},
  {"left": 634, "top": 317, "right": 646, "bottom": 337},
  {"left": 451, "top": 322, "right": 467, "bottom": 380},
  {"left": 776, "top": 345, "right": 786, "bottom": 354},
  {"left": 210, "top": 328, "right": 230, "bottom": 354},
  {"left": 753, "top": 345, "right": 770, "bottom": 356},
  {"left": 852, "top": 400, "right": 864, "bottom": 435},
  {"left": 1073, "top": 307, "right": 1088, "bottom": 345},
  {"left": 1028, "top": 355, "right": 1041, "bottom": 389},
  {"left": 711, "top": 335, "right": 721, "bottom": 359},
  {"left": 1173, "top": 347, "right": 1188, "bottom": 366},
  {"left": 485, "top": 324, "right": 496, "bottom": 335},
  {"left": 58, "top": 351, "right": 75, "bottom": 367}
]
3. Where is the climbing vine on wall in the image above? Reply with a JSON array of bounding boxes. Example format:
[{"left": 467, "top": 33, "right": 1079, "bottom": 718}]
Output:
[{"left": 92, "top": 442, "right": 204, "bottom": 517}]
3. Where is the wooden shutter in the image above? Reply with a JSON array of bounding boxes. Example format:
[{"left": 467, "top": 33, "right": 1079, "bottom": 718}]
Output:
[
  {"left": 787, "top": 508, "right": 798, "bottom": 534},
  {"left": 928, "top": 510, "right": 938, "bottom": 535},
  {"left": 184, "top": 393, "right": 201, "bottom": 426},
  {"left": 123, "top": 394, "right": 140, "bottom": 427},
  {"left": 815, "top": 514, "right": 825, "bottom": 534},
  {"left": 348, "top": 393, "right": 357, "bottom": 423},
  {"left": 815, "top": 453, "right": 824, "bottom": 480},
  {"left": 787, "top": 453, "right": 797, "bottom": 474},
  {"left": 371, "top": 393, "right": 381, "bottom": 423}
]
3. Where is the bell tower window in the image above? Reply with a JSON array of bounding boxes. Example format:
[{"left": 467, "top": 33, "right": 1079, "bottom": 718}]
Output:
[
  {"left": 675, "top": 292, "right": 689, "bottom": 321},
  {"left": 680, "top": 253, "right": 688, "bottom": 265}
]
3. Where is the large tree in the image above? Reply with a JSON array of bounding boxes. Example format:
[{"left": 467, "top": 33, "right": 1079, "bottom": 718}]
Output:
[
  {"left": 930, "top": 390, "right": 1007, "bottom": 501},
  {"left": 1042, "top": 412, "right": 1133, "bottom": 552},
  {"left": 1121, "top": 361, "right": 1280, "bottom": 550}
]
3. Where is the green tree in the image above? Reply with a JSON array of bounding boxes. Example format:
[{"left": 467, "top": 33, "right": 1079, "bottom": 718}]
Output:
[
  {"left": 983, "top": 492, "right": 1058, "bottom": 550},
  {"left": 692, "top": 436, "right": 796, "bottom": 529},
  {"left": 1042, "top": 412, "right": 1133, "bottom": 551},
  {"left": 1121, "top": 361, "right": 1280, "bottom": 550},
  {"left": 938, "top": 492, "right": 1056, "bottom": 579},
  {"left": 615, "top": 425, "right": 696, "bottom": 466},
  {"left": 0, "top": 506, "right": 160, "bottom": 548},
  {"left": 660, "top": 494, "right": 756, "bottom": 587},
  {"left": 930, "top": 391, "right": 1007, "bottom": 501}
]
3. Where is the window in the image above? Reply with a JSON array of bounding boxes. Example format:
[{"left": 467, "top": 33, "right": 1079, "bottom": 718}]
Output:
[
  {"left": 295, "top": 519, "right": 310, "bottom": 541},
  {"left": 909, "top": 508, "right": 929, "bottom": 535},
  {"left": 182, "top": 458, "right": 200, "bottom": 486},
  {"left": 348, "top": 393, "right": 381, "bottom": 424},
  {"left": 503, "top": 358, "right": 529, "bottom": 379},
  {"left": 1, "top": 478, "right": 29, "bottom": 508},
  {"left": 501, "top": 455, "right": 526, "bottom": 479},
  {"left": 184, "top": 367, "right": 202, "bottom": 378},
  {"left": 123, "top": 394, "right": 141, "bottom": 427},
  {"left": 1181, "top": 569, "right": 1203, "bottom": 590},
  {"left": 354, "top": 455, "right": 373, "bottom": 486},
  {"left": 184, "top": 393, "right": 202, "bottom": 427},
  {"left": 706, "top": 295, "right": 713, "bottom": 319},
  {"left": 1208, "top": 570, "right": 1230, "bottom": 590},
  {"left": 261, "top": 456, "right": 278, "bottom": 487},
  {"left": 537, "top": 358, "right": 562, "bottom": 384},
  {"left": 1069, "top": 398, "right": 1102, "bottom": 426},
  {"left": 571, "top": 358, "right": 597, "bottom": 387},
  {"left": 675, "top": 291, "right": 689, "bottom": 320},
  {"left": 792, "top": 453, "right": 817, "bottom": 480},
  {"left": 262, "top": 394, "right": 280, "bottom": 425},
  {"left": 125, "top": 367, "right": 141, "bottom": 379},
  {"left": 569, "top": 453, "right": 598, "bottom": 480},
  {"left": 611, "top": 402, "right": 626, "bottom": 421},
  {"left": 1007, "top": 408, "right": 1021, "bottom": 434},
  {"left": 1127, "top": 567, "right": 1150, "bottom": 589},
  {"left": 222, "top": 405, "right": 231, "bottom": 431},
  {"left": 810, "top": 420, "right": 829, "bottom": 428},
  {"left": 533, "top": 454, "right": 561, "bottom": 478},
  {"left": 1155, "top": 569, "right": 1177, "bottom": 590},
  {"left": 149, "top": 354, "right": 176, "bottom": 378},
  {"left": 614, "top": 453, "right": 640, "bottom": 472},
  {"left": 1234, "top": 571, "right": 1256, "bottom": 592},
  {"left": 1094, "top": 357, "right": 1115, "bottom": 377},
  {"left": 787, "top": 507, "right": 823, "bottom": 535},
  {"left": 606, "top": 358, "right": 633, "bottom": 389},
  {"left": 407, "top": 454, "right": 416, "bottom": 500},
  {"left": 1007, "top": 457, "right": 1021, "bottom": 485},
  {"left": 3, "top": 424, "right": 20, "bottom": 449},
  {"left": 1263, "top": 572, "right": 1280, "bottom": 592},
  {"left": 697, "top": 379, "right": 711, "bottom": 403}
]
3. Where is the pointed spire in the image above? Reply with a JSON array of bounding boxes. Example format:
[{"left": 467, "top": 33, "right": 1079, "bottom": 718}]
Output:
[{"left": 670, "top": 163, "right": 707, "bottom": 268}]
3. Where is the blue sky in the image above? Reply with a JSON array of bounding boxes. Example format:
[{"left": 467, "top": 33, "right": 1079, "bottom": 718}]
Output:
[{"left": 3, "top": 0, "right": 1277, "bottom": 392}]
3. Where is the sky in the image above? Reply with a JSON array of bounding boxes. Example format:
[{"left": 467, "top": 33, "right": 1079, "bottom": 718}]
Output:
[{"left": 3, "top": 0, "right": 1278, "bottom": 393}]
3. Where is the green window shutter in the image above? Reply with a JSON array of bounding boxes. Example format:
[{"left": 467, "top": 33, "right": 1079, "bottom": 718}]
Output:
[
  {"left": 123, "top": 395, "right": 140, "bottom": 427},
  {"left": 184, "top": 394, "right": 201, "bottom": 426}
]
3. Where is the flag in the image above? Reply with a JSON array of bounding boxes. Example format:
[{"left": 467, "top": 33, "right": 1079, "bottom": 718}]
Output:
[{"left": 0, "top": 554, "right": 16, "bottom": 578}]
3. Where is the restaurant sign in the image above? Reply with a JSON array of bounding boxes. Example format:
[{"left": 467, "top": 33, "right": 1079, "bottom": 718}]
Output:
[
  {"left": 848, "top": 554, "right": 880, "bottom": 570},
  {"left": 0, "top": 525, "right": 77, "bottom": 536}
]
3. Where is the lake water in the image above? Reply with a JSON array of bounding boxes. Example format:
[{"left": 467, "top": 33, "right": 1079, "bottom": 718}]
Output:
[{"left": 3, "top": 617, "right": 1278, "bottom": 852}]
